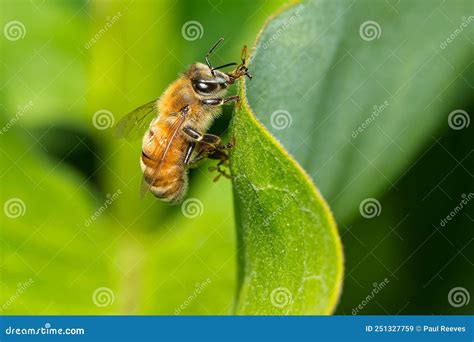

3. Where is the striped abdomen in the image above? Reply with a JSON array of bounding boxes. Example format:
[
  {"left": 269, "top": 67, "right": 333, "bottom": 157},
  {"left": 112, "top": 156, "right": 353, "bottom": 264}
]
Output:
[{"left": 140, "top": 122, "right": 188, "bottom": 203}]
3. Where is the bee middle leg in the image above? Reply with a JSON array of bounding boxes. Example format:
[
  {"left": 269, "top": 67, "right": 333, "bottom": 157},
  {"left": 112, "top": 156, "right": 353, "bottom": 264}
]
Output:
[
  {"left": 183, "top": 141, "right": 196, "bottom": 165},
  {"left": 182, "top": 126, "right": 221, "bottom": 146}
]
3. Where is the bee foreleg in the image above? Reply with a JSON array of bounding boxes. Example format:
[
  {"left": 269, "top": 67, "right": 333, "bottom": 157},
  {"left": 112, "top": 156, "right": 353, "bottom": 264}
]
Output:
[{"left": 201, "top": 95, "right": 240, "bottom": 106}]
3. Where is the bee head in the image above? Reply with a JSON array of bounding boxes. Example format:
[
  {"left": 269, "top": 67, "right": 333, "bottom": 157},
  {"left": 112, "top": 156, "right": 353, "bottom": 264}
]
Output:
[
  {"left": 188, "top": 38, "right": 252, "bottom": 97},
  {"left": 187, "top": 62, "right": 229, "bottom": 97}
]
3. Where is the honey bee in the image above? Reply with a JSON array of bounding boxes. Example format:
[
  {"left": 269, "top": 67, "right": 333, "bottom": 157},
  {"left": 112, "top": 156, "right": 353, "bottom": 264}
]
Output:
[{"left": 115, "top": 38, "right": 251, "bottom": 203}]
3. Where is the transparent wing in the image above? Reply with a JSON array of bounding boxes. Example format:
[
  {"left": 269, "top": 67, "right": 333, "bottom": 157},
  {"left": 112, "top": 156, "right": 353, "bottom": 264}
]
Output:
[
  {"left": 114, "top": 99, "right": 159, "bottom": 141},
  {"left": 139, "top": 109, "right": 188, "bottom": 197}
]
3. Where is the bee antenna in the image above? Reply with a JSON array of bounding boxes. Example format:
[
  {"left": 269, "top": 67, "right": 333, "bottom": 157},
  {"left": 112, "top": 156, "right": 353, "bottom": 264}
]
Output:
[
  {"left": 212, "top": 62, "right": 237, "bottom": 71},
  {"left": 205, "top": 37, "right": 224, "bottom": 75}
]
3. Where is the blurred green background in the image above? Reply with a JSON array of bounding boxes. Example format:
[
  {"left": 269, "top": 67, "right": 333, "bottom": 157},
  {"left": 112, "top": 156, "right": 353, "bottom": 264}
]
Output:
[{"left": 0, "top": 0, "right": 472, "bottom": 315}]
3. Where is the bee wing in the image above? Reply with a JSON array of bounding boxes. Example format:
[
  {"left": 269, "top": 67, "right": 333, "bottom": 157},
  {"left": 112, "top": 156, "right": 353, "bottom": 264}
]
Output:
[
  {"left": 140, "top": 108, "right": 189, "bottom": 197},
  {"left": 114, "top": 99, "right": 159, "bottom": 141}
]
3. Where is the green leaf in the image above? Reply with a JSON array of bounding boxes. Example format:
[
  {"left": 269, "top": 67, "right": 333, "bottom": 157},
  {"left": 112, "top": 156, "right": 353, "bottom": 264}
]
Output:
[
  {"left": 230, "top": 50, "right": 343, "bottom": 314},
  {"left": 245, "top": 0, "right": 473, "bottom": 224}
]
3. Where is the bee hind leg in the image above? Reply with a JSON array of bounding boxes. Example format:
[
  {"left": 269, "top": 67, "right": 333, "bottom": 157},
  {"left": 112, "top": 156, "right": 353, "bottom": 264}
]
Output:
[
  {"left": 206, "top": 150, "right": 232, "bottom": 182},
  {"left": 187, "top": 142, "right": 234, "bottom": 181}
]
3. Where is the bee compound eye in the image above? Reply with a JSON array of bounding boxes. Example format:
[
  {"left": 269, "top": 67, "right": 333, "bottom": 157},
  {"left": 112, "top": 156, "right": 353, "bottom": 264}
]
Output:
[{"left": 193, "top": 80, "right": 218, "bottom": 94}]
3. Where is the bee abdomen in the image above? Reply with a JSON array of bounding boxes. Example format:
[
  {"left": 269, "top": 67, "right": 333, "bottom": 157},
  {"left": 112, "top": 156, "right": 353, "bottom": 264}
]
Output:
[
  {"left": 150, "top": 175, "right": 187, "bottom": 203},
  {"left": 140, "top": 155, "right": 187, "bottom": 203}
]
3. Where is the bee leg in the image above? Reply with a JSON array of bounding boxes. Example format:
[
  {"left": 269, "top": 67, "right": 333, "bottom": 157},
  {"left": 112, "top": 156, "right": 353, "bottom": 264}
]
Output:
[
  {"left": 201, "top": 133, "right": 221, "bottom": 146},
  {"left": 192, "top": 138, "right": 234, "bottom": 164},
  {"left": 186, "top": 143, "right": 209, "bottom": 166},
  {"left": 188, "top": 145, "right": 233, "bottom": 181},
  {"left": 201, "top": 96, "right": 240, "bottom": 106},
  {"left": 182, "top": 126, "right": 222, "bottom": 146},
  {"left": 187, "top": 144, "right": 216, "bottom": 165},
  {"left": 206, "top": 150, "right": 232, "bottom": 181},
  {"left": 183, "top": 142, "right": 196, "bottom": 165},
  {"left": 215, "top": 138, "right": 235, "bottom": 151}
]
